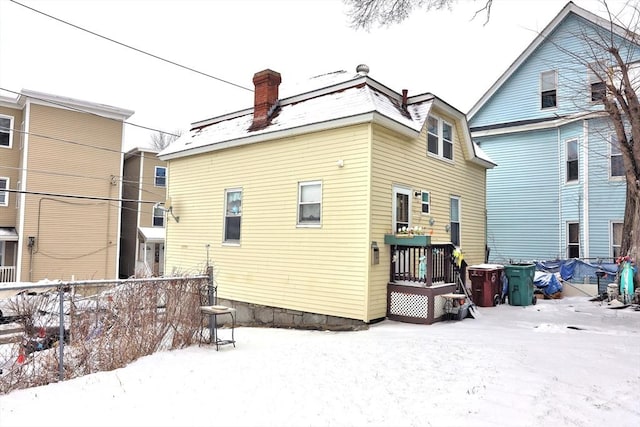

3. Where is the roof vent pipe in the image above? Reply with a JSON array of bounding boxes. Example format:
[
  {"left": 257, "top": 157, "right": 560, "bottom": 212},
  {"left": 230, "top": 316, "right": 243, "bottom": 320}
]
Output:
[
  {"left": 356, "top": 64, "right": 369, "bottom": 75},
  {"left": 402, "top": 89, "right": 408, "bottom": 109}
]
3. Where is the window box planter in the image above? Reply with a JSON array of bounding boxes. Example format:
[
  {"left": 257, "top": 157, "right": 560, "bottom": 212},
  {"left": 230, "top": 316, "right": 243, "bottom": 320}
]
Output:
[{"left": 384, "top": 234, "right": 431, "bottom": 246}]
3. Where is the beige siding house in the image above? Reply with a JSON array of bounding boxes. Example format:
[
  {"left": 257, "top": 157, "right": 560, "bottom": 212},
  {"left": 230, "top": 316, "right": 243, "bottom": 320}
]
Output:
[
  {"left": 120, "top": 147, "right": 167, "bottom": 278},
  {"left": 159, "top": 67, "right": 495, "bottom": 325},
  {"left": 0, "top": 90, "right": 133, "bottom": 282}
]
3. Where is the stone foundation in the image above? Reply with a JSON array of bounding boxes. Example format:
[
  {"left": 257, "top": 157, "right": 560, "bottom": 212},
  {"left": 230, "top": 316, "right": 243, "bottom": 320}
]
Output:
[{"left": 216, "top": 298, "right": 369, "bottom": 331}]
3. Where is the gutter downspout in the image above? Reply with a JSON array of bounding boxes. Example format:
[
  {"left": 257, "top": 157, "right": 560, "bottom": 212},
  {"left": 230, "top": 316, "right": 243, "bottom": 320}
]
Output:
[
  {"left": 16, "top": 103, "right": 30, "bottom": 282},
  {"left": 558, "top": 127, "right": 563, "bottom": 258}
]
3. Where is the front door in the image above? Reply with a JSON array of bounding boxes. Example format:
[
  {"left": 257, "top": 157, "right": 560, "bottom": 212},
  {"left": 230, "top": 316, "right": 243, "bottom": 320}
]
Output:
[{"left": 392, "top": 186, "right": 411, "bottom": 233}]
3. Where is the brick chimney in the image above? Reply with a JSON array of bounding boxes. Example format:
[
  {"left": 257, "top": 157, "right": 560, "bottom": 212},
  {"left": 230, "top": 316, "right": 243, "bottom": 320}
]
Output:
[{"left": 251, "top": 69, "right": 281, "bottom": 130}]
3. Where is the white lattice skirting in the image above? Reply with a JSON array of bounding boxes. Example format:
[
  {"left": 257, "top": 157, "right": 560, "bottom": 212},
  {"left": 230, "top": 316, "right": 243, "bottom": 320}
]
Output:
[{"left": 389, "top": 291, "right": 429, "bottom": 318}]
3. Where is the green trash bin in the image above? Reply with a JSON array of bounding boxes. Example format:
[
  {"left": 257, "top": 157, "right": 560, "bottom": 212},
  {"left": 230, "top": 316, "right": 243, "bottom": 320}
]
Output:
[{"left": 504, "top": 263, "right": 536, "bottom": 306}]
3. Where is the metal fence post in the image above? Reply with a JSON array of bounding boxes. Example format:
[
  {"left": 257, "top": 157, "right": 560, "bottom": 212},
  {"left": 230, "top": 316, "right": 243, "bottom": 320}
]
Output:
[
  {"left": 207, "top": 266, "right": 215, "bottom": 343},
  {"left": 58, "top": 285, "right": 64, "bottom": 381}
]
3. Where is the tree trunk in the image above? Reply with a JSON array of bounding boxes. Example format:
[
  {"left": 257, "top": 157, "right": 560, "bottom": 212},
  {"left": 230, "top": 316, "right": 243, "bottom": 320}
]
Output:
[{"left": 621, "top": 179, "right": 640, "bottom": 288}]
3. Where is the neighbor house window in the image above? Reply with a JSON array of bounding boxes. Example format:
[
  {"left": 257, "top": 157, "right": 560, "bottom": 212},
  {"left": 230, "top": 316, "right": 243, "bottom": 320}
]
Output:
[
  {"left": 154, "top": 166, "right": 166, "bottom": 187},
  {"left": 427, "top": 116, "right": 453, "bottom": 161},
  {"left": 0, "top": 116, "right": 12, "bottom": 148},
  {"left": 566, "top": 139, "right": 578, "bottom": 182},
  {"left": 224, "top": 189, "right": 242, "bottom": 242},
  {"left": 610, "top": 135, "right": 624, "bottom": 178},
  {"left": 450, "top": 196, "right": 460, "bottom": 247},
  {"left": 421, "top": 191, "right": 430, "bottom": 214},
  {"left": 588, "top": 65, "right": 606, "bottom": 102},
  {"left": 611, "top": 221, "right": 622, "bottom": 258},
  {"left": 0, "top": 177, "right": 8, "bottom": 207},
  {"left": 153, "top": 206, "right": 164, "bottom": 227},
  {"left": 567, "top": 222, "right": 580, "bottom": 258},
  {"left": 541, "top": 70, "right": 557, "bottom": 109},
  {"left": 298, "top": 181, "right": 321, "bottom": 226}
]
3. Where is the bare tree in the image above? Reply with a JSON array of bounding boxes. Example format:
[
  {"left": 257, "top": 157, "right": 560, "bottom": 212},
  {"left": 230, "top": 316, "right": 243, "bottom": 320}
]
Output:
[
  {"left": 149, "top": 129, "right": 182, "bottom": 152},
  {"left": 344, "top": 0, "right": 493, "bottom": 30}
]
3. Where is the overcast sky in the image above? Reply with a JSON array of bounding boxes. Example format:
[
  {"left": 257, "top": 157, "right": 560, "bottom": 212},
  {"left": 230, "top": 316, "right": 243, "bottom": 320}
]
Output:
[{"left": 0, "top": 0, "right": 628, "bottom": 150}]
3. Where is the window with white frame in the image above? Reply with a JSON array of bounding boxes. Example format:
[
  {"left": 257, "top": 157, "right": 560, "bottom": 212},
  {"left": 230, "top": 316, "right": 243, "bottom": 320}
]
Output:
[
  {"left": 420, "top": 191, "right": 430, "bottom": 214},
  {"left": 0, "top": 241, "right": 4, "bottom": 266},
  {"left": 566, "top": 139, "right": 579, "bottom": 182},
  {"left": 0, "top": 177, "right": 8, "bottom": 207},
  {"left": 298, "top": 181, "right": 321, "bottom": 226},
  {"left": 224, "top": 189, "right": 242, "bottom": 242},
  {"left": 153, "top": 206, "right": 164, "bottom": 227},
  {"left": 610, "top": 134, "right": 624, "bottom": 178},
  {"left": 567, "top": 222, "right": 580, "bottom": 258},
  {"left": 427, "top": 116, "right": 453, "bottom": 161},
  {"left": 154, "top": 166, "right": 166, "bottom": 187},
  {"left": 611, "top": 221, "right": 622, "bottom": 258},
  {"left": 541, "top": 70, "right": 557, "bottom": 109},
  {"left": 0, "top": 116, "right": 12, "bottom": 148},
  {"left": 450, "top": 196, "right": 460, "bottom": 247}
]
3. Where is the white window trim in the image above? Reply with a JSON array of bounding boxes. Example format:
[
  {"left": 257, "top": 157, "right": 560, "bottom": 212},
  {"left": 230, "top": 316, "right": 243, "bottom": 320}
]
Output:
[
  {"left": 567, "top": 221, "right": 580, "bottom": 258},
  {"left": 152, "top": 206, "right": 165, "bottom": 227},
  {"left": 0, "top": 115, "right": 14, "bottom": 149},
  {"left": 565, "top": 138, "right": 579, "bottom": 184},
  {"left": 223, "top": 187, "right": 242, "bottom": 244},
  {"left": 297, "top": 180, "right": 322, "bottom": 227},
  {"left": 426, "top": 115, "right": 454, "bottom": 162},
  {"left": 450, "top": 195, "right": 461, "bottom": 247},
  {"left": 609, "top": 134, "right": 624, "bottom": 180},
  {"left": 420, "top": 190, "right": 430, "bottom": 215},
  {"left": 0, "top": 241, "right": 4, "bottom": 266},
  {"left": 0, "top": 177, "right": 9, "bottom": 207},
  {"left": 540, "top": 70, "right": 558, "bottom": 110},
  {"left": 154, "top": 166, "right": 167, "bottom": 188}
]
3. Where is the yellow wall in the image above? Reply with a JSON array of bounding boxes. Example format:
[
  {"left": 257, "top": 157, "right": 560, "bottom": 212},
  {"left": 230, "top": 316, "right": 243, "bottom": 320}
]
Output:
[
  {"left": 166, "top": 125, "right": 373, "bottom": 320},
  {"left": 20, "top": 104, "right": 124, "bottom": 281},
  {"left": 0, "top": 106, "right": 23, "bottom": 227}
]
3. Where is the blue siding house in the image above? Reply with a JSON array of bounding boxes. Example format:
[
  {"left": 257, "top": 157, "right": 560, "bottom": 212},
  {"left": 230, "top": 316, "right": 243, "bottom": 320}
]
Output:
[{"left": 468, "top": 1, "right": 638, "bottom": 265}]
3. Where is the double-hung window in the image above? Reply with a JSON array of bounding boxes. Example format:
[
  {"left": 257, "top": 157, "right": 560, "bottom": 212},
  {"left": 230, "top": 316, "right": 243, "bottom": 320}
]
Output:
[
  {"left": 450, "top": 196, "right": 460, "bottom": 247},
  {"left": 541, "top": 70, "right": 557, "bottom": 109},
  {"left": 427, "top": 116, "right": 453, "bottom": 161},
  {"left": 224, "top": 189, "right": 242, "bottom": 242},
  {"left": 588, "top": 64, "right": 606, "bottom": 102},
  {"left": 153, "top": 206, "right": 164, "bottom": 227},
  {"left": 611, "top": 221, "right": 622, "bottom": 258},
  {"left": 0, "top": 116, "right": 12, "bottom": 148},
  {"left": 0, "top": 177, "right": 8, "bottom": 207},
  {"left": 420, "top": 191, "right": 430, "bottom": 214},
  {"left": 567, "top": 222, "right": 580, "bottom": 258},
  {"left": 610, "top": 135, "right": 624, "bottom": 178},
  {"left": 154, "top": 166, "right": 166, "bottom": 187},
  {"left": 566, "top": 139, "right": 578, "bottom": 182},
  {"left": 298, "top": 181, "right": 321, "bottom": 226}
]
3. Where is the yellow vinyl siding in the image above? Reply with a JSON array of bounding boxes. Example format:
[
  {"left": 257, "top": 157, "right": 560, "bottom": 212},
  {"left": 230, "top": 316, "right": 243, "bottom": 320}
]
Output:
[
  {"left": 140, "top": 154, "right": 166, "bottom": 227},
  {"left": 166, "top": 125, "right": 372, "bottom": 320},
  {"left": 20, "top": 104, "right": 123, "bottom": 281},
  {"left": 0, "top": 106, "right": 23, "bottom": 226}
]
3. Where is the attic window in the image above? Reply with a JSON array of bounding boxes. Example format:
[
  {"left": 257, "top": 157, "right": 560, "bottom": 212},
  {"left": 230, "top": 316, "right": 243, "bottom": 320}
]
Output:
[
  {"left": 588, "top": 64, "right": 606, "bottom": 102},
  {"left": 541, "top": 70, "right": 557, "bottom": 109},
  {"left": 427, "top": 116, "right": 453, "bottom": 161}
]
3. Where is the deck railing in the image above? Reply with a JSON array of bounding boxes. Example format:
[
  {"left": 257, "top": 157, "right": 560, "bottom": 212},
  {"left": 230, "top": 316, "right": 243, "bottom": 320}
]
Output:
[
  {"left": 388, "top": 242, "right": 460, "bottom": 286},
  {"left": 0, "top": 266, "right": 16, "bottom": 282}
]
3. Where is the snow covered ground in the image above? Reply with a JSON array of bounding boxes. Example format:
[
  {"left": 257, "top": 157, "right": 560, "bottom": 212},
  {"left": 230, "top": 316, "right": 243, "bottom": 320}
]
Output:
[{"left": 0, "top": 296, "right": 638, "bottom": 427}]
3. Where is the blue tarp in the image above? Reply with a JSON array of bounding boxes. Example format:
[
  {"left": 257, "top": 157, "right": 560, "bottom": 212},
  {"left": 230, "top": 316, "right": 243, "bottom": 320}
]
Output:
[
  {"left": 534, "top": 271, "right": 563, "bottom": 295},
  {"left": 534, "top": 258, "right": 619, "bottom": 294}
]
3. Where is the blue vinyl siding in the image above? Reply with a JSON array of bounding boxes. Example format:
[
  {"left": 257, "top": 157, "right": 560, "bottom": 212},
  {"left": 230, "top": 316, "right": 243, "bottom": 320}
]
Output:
[
  {"left": 478, "top": 129, "right": 560, "bottom": 262},
  {"left": 471, "top": 14, "right": 628, "bottom": 128},
  {"left": 470, "top": 9, "right": 637, "bottom": 263}
]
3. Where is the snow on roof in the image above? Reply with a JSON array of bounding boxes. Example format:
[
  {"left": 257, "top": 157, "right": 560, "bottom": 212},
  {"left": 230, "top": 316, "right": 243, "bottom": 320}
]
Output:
[{"left": 159, "top": 68, "right": 490, "bottom": 169}]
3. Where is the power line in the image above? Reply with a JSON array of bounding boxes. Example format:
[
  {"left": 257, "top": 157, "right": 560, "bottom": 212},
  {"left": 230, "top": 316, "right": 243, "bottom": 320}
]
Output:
[
  {"left": 9, "top": 0, "right": 253, "bottom": 93},
  {"left": 4, "top": 188, "right": 159, "bottom": 204},
  {"left": 0, "top": 87, "right": 181, "bottom": 138}
]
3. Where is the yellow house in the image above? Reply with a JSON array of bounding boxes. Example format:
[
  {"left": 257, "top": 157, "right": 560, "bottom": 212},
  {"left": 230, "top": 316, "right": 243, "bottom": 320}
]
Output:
[
  {"left": 159, "top": 66, "right": 495, "bottom": 326},
  {"left": 0, "top": 89, "right": 133, "bottom": 282},
  {"left": 120, "top": 147, "right": 167, "bottom": 278}
]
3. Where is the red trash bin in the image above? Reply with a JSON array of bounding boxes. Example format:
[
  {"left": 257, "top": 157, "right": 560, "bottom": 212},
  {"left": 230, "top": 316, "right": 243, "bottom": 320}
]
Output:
[{"left": 468, "top": 264, "right": 504, "bottom": 307}]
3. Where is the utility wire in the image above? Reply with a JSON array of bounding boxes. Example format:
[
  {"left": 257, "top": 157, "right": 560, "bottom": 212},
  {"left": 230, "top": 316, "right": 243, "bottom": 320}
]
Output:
[
  {"left": 0, "top": 87, "right": 181, "bottom": 138},
  {"left": 4, "top": 188, "right": 159, "bottom": 204},
  {"left": 9, "top": 0, "right": 254, "bottom": 93}
]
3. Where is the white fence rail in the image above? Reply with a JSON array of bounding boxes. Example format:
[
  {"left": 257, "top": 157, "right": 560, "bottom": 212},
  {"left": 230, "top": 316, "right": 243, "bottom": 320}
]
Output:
[{"left": 0, "top": 266, "right": 16, "bottom": 282}]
